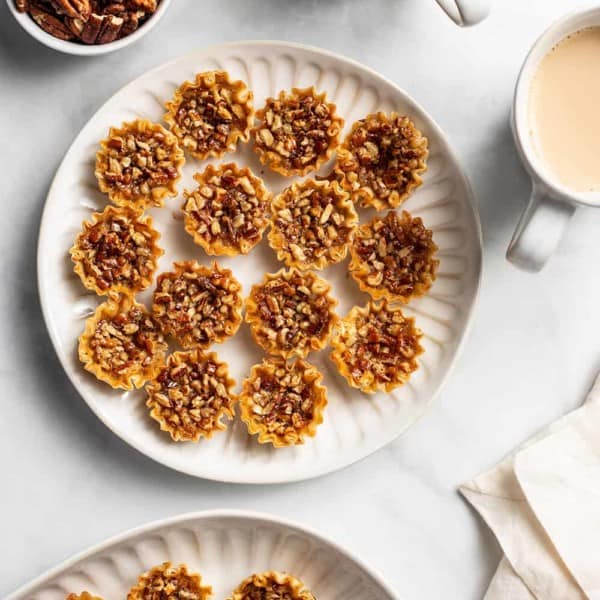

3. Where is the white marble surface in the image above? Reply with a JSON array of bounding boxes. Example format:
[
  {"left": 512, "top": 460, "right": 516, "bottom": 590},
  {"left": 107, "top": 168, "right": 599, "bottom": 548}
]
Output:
[{"left": 2, "top": 1, "right": 600, "bottom": 598}]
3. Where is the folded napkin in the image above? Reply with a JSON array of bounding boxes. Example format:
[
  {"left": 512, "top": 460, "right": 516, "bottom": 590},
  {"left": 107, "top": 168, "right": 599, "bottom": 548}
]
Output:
[{"left": 460, "top": 373, "right": 600, "bottom": 600}]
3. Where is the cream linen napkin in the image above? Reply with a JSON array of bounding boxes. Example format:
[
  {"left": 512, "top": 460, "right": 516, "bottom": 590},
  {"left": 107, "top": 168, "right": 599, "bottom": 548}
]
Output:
[{"left": 460, "top": 373, "right": 600, "bottom": 599}]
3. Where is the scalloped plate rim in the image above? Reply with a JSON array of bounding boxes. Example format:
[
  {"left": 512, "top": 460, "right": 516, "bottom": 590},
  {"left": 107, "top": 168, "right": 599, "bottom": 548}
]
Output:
[
  {"left": 6, "top": 509, "right": 402, "bottom": 600},
  {"left": 36, "top": 40, "right": 483, "bottom": 484}
]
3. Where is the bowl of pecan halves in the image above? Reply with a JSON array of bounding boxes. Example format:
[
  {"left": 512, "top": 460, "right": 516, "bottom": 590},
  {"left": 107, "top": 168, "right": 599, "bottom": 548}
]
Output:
[{"left": 7, "top": 0, "right": 172, "bottom": 55}]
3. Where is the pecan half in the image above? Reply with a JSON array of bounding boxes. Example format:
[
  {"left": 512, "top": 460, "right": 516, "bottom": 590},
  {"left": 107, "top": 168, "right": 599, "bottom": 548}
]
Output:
[
  {"left": 79, "top": 11, "right": 103, "bottom": 43},
  {"left": 126, "top": 0, "right": 156, "bottom": 11},
  {"left": 103, "top": 2, "right": 126, "bottom": 15},
  {"left": 97, "top": 14, "right": 123, "bottom": 43},
  {"left": 49, "top": 0, "right": 90, "bottom": 20},
  {"left": 29, "top": 3, "right": 75, "bottom": 40},
  {"left": 118, "top": 10, "right": 142, "bottom": 37},
  {"left": 15, "top": 0, "right": 29, "bottom": 12}
]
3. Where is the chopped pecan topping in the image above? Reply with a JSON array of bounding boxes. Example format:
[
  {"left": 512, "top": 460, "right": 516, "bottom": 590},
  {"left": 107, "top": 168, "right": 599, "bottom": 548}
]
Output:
[
  {"left": 70, "top": 205, "right": 162, "bottom": 296},
  {"left": 78, "top": 294, "right": 167, "bottom": 390},
  {"left": 245, "top": 268, "right": 338, "bottom": 358},
  {"left": 240, "top": 358, "right": 326, "bottom": 447},
  {"left": 349, "top": 210, "right": 438, "bottom": 303},
  {"left": 229, "top": 572, "right": 316, "bottom": 600},
  {"left": 183, "top": 163, "right": 270, "bottom": 256},
  {"left": 152, "top": 261, "right": 243, "bottom": 349},
  {"left": 127, "top": 562, "right": 212, "bottom": 600},
  {"left": 269, "top": 179, "right": 357, "bottom": 269},
  {"left": 334, "top": 112, "right": 428, "bottom": 209},
  {"left": 146, "top": 349, "right": 236, "bottom": 442},
  {"left": 95, "top": 119, "right": 184, "bottom": 209},
  {"left": 330, "top": 300, "right": 423, "bottom": 393},
  {"left": 253, "top": 87, "right": 343, "bottom": 177},
  {"left": 164, "top": 71, "right": 254, "bottom": 160}
]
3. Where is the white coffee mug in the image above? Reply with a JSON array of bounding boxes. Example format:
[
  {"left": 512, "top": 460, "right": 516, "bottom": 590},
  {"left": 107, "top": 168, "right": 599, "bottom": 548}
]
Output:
[{"left": 507, "top": 6, "right": 600, "bottom": 272}]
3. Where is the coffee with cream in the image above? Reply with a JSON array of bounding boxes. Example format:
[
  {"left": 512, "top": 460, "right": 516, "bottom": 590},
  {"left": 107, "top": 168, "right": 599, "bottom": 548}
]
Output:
[{"left": 529, "top": 27, "right": 600, "bottom": 193}]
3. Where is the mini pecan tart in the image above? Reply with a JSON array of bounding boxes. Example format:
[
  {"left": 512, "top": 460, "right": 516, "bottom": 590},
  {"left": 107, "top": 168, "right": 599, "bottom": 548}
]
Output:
[
  {"left": 96, "top": 119, "right": 184, "bottom": 209},
  {"left": 228, "top": 571, "right": 316, "bottom": 600},
  {"left": 152, "top": 261, "right": 243, "bottom": 349},
  {"left": 127, "top": 562, "right": 212, "bottom": 600},
  {"left": 349, "top": 210, "right": 438, "bottom": 303},
  {"left": 239, "top": 358, "right": 326, "bottom": 447},
  {"left": 252, "top": 87, "right": 344, "bottom": 177},
  {"left": 164, "top": 70, "right": 254, "bottom": 160},
  {"left": 78, "top": 294, "right": 167, "bottom": 390},
  {"left": 269, "top": 179, "right": 358, "bottom": 269},
  {"left": 183, "top": 163, "right": 271, "bottom": 256},
  {"left": 245, "top": 268, "right": 338, "bottom": 358},
  {"left": 66, "top": 594, "right": 103, "bottom": 600},
  {"left": 146, "top": 349, "right": 236, "bottom": 442},
  {"left": 334, "top": 112, "right": 428, "bottom": 210},
  {"left": 70, "top": 205, "right": 163, "bottom": 296},
  {"left": 330, "top": 300, "right": 423, "bottom": 393}
]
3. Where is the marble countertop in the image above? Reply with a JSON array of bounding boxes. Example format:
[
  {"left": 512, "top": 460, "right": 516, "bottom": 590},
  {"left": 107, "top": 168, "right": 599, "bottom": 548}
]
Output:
[{"left": 2, "top": 0, "right": 600, "bottom": 598}]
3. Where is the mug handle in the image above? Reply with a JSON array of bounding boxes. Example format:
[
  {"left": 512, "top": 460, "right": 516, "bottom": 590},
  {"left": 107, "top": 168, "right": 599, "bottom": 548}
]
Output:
[
  {"left": 506, "top": 184, "right": 575, "bottom": 272},
  {"left": 434, "top": 0, "right": 491, "bottom": 26}
]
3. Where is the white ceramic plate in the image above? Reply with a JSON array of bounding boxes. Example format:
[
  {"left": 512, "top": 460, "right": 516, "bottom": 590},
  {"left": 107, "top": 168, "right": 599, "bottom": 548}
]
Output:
[
  {"left": 7, "top": 510, "right": 399, "bottom": 599},
  {"left": 38, "top": 41, "right": 482, "bottom": 483}
]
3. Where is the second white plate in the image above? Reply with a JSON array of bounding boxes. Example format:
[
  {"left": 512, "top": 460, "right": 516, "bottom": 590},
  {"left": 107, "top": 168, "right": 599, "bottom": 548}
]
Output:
[
  {"left": 7, "top": 510, "right": 399, "bottom": 599},
  {"left": 37, "top": 41, "right": 482, "bottom": 483}
]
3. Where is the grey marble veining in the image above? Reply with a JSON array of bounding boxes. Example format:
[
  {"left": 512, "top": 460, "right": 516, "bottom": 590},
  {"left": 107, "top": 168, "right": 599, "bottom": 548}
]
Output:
[{"left": 2, "top": 1, "right": 600, "bottom": 598}]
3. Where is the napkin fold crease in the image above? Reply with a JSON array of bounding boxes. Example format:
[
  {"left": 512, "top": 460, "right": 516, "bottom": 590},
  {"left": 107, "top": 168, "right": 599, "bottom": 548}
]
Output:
[{"left": 460, "top": 374, "right": 600, "bottom": 600}]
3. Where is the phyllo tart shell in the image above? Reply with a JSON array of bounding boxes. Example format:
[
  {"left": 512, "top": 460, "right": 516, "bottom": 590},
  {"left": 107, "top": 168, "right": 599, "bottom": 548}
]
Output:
[
  {"left": 245, "top": 268, "right": 338, "bottom": 359},
  {"left": 152, "top": 260, "right": 243, "bottom": 349},
  {"left": 70, "top": 205, "right": 163, "bottom": 296},
  {"left": 183, "top": 162, "right": 271, "bottom": 256},
  {"left": 164, "top": 70, "right": 254, "bottom": 160},
  {"left": 349, "top": 210, "right": 438, "bottom": 303},
  {"left": 239, "top": 358, "right": 326, "bottom": 447},
  {"left": 95, "top": 119, "right": 185, "bottom": 209},
  {"left": 268, "top": 179, "right": 358, "bottom": 270},
  {"left": 334, "top": 112, "right": 428, "bottom": 210},
  {"left": 228, "top": 572, "right": 316, "bottom": 600},
  {"left": 146, "top": 349, "right": 236, "bottom": 442},
  {"left": 127, "top": 562, "right": 212, "bottom": 600},
  {"left": 252, "top": 87, "right": 344, "bottom": 177},
  {"left": 66, "top": 594, "right": 103, "bottom": 600},
  {"left": 78, "top": 293, "right": 167, "bottom": 390},
  {"left": 330, "top": 299, "right": 423, "bottom": 393}
]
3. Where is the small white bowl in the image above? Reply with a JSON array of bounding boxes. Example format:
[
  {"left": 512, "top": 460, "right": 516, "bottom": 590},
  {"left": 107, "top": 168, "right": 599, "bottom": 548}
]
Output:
[{"left": 6, "top": 0, "right": 172, "bottom": 56}]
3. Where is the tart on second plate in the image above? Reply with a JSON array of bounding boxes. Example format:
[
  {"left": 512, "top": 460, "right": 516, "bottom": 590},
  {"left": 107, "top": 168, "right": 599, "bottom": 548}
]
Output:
[
  {"left": 252, "top": 87, "right": 343, "bottom": 177},
  {"left": 245, "top": 268, "right": 338, "bottom": 358},
  {"left": 349, "top": 210, "right": 438, "bottom": 303},
  {"left": 239, "top": 358, "right": 326, "bottom": 447},
  {"left": 152, "top": 261, "right": 243, "bottom": 349},
  {"left": 95, "top": 119, "right": 185, "bottom": 209},
  {"left": 269, "top": 179, "right": 358, "bottom": 270},
  {"left": 334, "top": 112, "right": 428, "bottom": 210},
  {"left": 70, "top": 205, "right": 163, "bottom": 296},
  {"left": 127, "top": 562, "right": 212, "bottom": 600},
  {"left": 183, "top": 163, "right": 271, "bottom": 256},
  {"left": 164, "top": 70, "right": 254, "bottom": 160},
  {"left": 146, "top": 349, "right": 236, "bottom": 442},
  {"left": 229, "top": 571, "right": 316, "bottom": 600},
  {"left": 78, "top": 294, "right": 167, "bottom": 390},
  {"left": 330, "top": 299, "right": 423, "bottom": 393}
]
